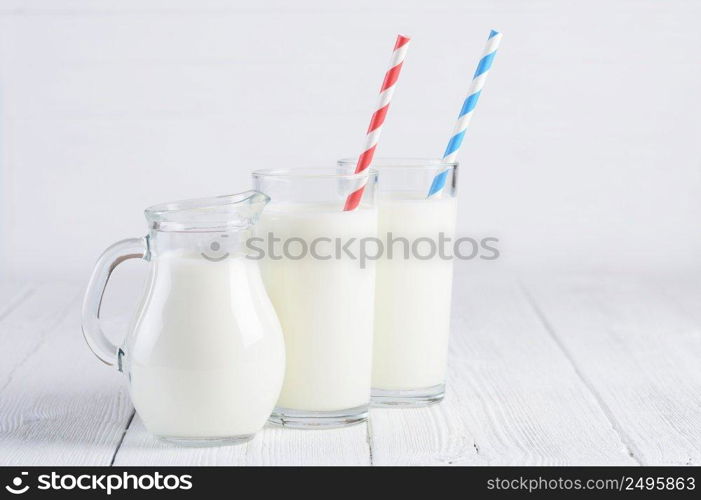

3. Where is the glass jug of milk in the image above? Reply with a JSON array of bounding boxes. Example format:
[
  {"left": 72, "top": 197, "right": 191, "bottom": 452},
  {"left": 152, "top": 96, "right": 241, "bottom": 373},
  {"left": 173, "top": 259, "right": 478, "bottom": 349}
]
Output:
[{"left": 81, "top": 191, "right": 285, "bottom": 445}]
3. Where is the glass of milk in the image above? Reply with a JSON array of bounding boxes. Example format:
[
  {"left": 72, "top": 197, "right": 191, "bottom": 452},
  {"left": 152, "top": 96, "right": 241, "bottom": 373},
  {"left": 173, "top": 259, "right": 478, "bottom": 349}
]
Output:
[
  {"left": 338, "top": 158, "right": 458, "bottom": 407},
  {"left": 252, "top": 167, "right": 378, "bottom": 428},
  {"left": 81, "top": 191, "right": 286, "bottom": 445}
]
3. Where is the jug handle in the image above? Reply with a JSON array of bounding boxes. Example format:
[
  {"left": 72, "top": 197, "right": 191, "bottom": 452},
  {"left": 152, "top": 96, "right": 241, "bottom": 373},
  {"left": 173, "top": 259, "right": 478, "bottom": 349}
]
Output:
[{"left": 81, "top": 237, "right": 148, "bottom": 368}]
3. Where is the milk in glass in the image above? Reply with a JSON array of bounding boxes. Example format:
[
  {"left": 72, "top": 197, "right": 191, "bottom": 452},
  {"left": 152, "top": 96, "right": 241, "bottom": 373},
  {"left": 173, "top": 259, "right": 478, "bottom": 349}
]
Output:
[
  {"left": 257, "top": 205, "right": 377, "bottom": 413},
  {"left": 372, "top": 194, "right": 457, "bottom": 391},
  {"left": 336, "top": 158, "right": 458, "bottom": 406}
]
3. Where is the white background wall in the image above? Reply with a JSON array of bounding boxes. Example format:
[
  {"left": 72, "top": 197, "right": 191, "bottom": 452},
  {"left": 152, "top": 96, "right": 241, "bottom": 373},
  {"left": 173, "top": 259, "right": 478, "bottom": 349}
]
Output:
[{"left": 1, "top": 0, "right": 699, "bottom": 278}]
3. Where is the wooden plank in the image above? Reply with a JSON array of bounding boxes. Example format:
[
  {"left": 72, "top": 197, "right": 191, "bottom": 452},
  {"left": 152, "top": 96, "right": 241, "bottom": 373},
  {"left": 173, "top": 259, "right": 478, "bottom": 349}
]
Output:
[
  {"left": 654, "top": 272, "right": 701, "bottom": 325},
  {"left": 369, "top": 388, "right": 482, "bottom": 465},
  {"left": 0, "top": 283, "right": 75, "bottom": 391},
  {"left": 242, "top": 424, "right": 369, "bottom": 466},
  {"left": 7, "top": 272, "right": 697, "bottom": 465},
  {"left": 0, "top": 282, "right": 133, "bottom": 465},
  {"left": 114, "top": 417, "right": 370, "bottom": 466},
  {"left": 370, "top": 269, "right": 636, "bottom": 465},
  {"left": 0, "top": 282, "right": 32, "bottom": 321},
  {"left": 523, "top": 273, "right": 701, "bottom": 465}
]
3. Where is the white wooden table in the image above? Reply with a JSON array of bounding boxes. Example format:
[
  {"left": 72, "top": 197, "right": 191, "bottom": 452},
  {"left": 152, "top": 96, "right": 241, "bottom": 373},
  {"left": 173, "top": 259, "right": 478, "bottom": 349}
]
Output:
[{"left": 1, "top": 266, "right": 700, "bottom": 466}]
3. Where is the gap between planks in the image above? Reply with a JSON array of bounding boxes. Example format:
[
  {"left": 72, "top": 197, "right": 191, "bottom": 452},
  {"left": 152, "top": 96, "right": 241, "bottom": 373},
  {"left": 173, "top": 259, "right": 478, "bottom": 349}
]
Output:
[
  {"left": 110, "top": 410, "right": 135, "bottom": 466},
  {"left": 519, "top": 281, "right": 643, "bottom": 465},
  {"left": 366, "top": 413, "right": 374, "bottom": 465},
  {"left": 0, "top": 282, "right": 136, "bottom": 465}
]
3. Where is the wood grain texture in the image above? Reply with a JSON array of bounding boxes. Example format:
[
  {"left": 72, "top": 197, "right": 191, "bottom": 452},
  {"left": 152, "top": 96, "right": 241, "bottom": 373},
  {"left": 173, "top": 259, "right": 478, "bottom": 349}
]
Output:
[
  {"left": 0, "top": 283, "right": 32, "bottom": 321},
  {"left": 0, "top": 282, "right": 134, "bottom": 465},
  {"left": 0, "top": 284, "right": 75, "bottom": 392},
  {"left": 369, "top": 269, "right": 636, "bottom": 465},
  {"left": 522, "top": 273, "right": 701, "bottom": 465},
  {"left": 2, "top": 273, "right": 700, "bottom": 465},
  {"left": 368, "top": 389, "right": 481, "bottom": 465},
  {"left": 114, "top": 417, "right": 370, "bottom": 466}
]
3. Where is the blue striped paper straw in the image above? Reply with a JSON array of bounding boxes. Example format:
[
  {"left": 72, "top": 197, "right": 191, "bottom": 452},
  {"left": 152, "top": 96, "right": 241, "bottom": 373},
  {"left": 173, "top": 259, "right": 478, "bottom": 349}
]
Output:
[{"left": 427, "top": 30, "right": 502, "bottom": 197}]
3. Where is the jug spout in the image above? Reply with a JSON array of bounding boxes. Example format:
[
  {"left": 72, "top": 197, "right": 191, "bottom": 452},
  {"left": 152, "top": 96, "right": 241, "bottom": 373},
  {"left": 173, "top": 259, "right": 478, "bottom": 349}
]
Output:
[
  {"left": 237, "top": 190, "right": 270, "bottom": 226},
  {"left": 145, "top": 190, "right": 270, "bottom": 232}
]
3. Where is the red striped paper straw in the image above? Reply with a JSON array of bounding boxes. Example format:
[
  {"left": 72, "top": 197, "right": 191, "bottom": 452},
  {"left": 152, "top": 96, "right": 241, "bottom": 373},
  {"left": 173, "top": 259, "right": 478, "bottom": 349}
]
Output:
[{"left": 344, "top": 34, "right": 411, "bottom": 211}]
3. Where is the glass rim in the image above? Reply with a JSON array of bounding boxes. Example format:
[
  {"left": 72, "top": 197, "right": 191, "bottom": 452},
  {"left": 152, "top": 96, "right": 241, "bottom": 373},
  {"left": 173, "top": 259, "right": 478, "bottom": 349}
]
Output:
[
  {"left": 251, "top": 167, "right": 378, "bottom": 180},
  {"left": 337, "top": 157, "right": 458, "bottom": 169}
]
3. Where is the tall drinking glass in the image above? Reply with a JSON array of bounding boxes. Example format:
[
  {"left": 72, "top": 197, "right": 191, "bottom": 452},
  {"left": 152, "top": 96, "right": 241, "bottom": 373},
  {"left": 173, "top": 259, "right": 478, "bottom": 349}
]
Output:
[
  {"left": 338, "top": 158, "right": 458, "bottom": 406},
  {"left": 252, "top": 167, "right": 378, "bottom": 427}
]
